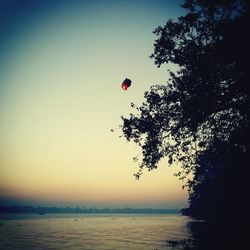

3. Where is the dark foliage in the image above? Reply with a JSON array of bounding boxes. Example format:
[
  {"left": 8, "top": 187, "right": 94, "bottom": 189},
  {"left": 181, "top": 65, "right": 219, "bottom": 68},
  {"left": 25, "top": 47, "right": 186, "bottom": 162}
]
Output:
[{"left": 121, "top": 0, "right": 250, "bottom": 219}]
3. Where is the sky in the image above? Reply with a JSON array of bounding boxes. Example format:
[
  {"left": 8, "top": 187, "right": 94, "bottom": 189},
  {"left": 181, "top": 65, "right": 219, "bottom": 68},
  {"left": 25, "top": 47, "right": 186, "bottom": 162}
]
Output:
[{"left": 0, "top": 0, "right": 188, "bottom": 209}]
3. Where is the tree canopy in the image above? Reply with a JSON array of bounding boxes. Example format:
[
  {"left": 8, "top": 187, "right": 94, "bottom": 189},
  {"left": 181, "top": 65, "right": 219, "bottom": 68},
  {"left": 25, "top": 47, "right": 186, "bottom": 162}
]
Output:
[{"left": 121, "top": 0, "right": 250, "bottom": 192}]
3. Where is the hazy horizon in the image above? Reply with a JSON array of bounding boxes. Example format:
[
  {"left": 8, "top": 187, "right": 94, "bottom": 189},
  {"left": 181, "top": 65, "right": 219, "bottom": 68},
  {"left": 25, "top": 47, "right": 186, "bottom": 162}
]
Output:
[{"left": 0, "top": 191, "right": 186, "bottom": 209}]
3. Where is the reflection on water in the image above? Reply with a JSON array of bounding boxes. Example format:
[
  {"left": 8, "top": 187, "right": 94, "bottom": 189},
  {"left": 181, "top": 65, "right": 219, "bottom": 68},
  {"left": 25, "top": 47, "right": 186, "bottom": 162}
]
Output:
[
  {"left": 0, "top": 214, "right": 193, "bottom": 250},
  {"left": 2, "top": 213, "right": 243, "bottom": 249},
  {"left": 167, "top": 219, "right": 246, "bottom": 250}
]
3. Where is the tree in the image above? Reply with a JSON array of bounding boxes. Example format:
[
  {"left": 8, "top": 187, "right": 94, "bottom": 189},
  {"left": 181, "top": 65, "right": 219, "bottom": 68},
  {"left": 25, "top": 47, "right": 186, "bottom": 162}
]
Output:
[{"left": 121, "top": 0, "right": 250, "bottom": 215}]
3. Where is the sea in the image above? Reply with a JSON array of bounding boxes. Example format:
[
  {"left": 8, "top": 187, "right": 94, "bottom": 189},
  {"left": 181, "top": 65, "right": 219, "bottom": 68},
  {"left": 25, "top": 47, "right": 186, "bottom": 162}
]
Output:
[{"left": 0, "top": 213, "right": 199, "bottom": 250}]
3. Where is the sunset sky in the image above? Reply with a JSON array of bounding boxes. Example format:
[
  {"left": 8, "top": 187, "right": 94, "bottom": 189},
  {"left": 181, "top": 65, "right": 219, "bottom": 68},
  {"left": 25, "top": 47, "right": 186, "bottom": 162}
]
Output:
[{"left": 0, "top": 0, "right": 188, "bottom": 208}]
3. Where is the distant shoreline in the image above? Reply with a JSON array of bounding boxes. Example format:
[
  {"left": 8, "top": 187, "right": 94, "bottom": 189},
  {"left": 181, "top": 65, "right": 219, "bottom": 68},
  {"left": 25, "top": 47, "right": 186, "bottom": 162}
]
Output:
[{"left": 0, "top": 205, "right": 180, "bottom": 214}]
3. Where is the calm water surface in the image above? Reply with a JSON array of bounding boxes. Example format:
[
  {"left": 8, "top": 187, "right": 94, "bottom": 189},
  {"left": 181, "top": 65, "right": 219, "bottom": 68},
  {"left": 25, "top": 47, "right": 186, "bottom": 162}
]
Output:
[{"left": 0, "top": 214, "right": 195, "bottom": 249}]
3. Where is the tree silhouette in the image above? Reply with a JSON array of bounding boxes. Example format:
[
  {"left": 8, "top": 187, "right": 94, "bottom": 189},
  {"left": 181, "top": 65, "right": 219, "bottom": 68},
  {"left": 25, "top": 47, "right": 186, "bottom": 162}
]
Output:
[{"left": 121, "top": 0, "right": 249, "bottom": 219}]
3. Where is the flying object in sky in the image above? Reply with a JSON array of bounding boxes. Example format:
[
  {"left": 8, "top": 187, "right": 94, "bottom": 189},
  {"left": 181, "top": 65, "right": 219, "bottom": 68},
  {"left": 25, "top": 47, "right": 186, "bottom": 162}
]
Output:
[{"left": 121, "top": 78, "right": 132, "bottom": 90}]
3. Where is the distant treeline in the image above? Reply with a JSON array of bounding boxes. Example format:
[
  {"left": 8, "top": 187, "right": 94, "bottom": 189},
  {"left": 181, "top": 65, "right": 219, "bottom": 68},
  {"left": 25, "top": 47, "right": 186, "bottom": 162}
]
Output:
[{"left": 0, "top": 205, "right": 180, "bottom": 214}]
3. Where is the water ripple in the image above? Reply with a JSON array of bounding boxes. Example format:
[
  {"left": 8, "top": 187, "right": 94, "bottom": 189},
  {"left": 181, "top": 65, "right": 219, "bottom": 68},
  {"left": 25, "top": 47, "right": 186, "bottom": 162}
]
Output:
[{"left": 0, "top": 214, "right": 192, "bottom": 249}]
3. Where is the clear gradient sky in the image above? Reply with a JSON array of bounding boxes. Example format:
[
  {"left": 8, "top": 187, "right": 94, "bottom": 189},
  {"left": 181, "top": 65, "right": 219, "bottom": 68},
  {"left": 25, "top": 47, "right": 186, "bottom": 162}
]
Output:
[{"left": 0, "top": 0, "right": 188, "bottom": 208}]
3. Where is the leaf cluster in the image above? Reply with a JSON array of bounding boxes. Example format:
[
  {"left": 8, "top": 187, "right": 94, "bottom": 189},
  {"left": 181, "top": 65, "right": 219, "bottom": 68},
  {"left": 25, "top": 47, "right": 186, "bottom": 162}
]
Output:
[{"left": 121, "top": 0, "right": 250, "bottom": 183}]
